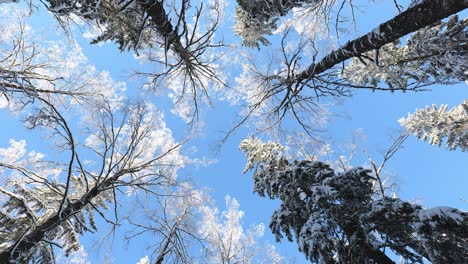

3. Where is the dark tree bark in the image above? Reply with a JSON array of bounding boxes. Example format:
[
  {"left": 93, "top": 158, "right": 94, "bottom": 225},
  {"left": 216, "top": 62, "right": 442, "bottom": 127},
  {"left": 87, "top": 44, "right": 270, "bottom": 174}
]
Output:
[
  {"left": 154, "top": 221, "right": 179, "bottom": 264},
  {"left": 137, "top": 0, "right": 186, "bottom": 55},
  {"left": 290, "top": 0, "right": 467, "bottom": 84}
]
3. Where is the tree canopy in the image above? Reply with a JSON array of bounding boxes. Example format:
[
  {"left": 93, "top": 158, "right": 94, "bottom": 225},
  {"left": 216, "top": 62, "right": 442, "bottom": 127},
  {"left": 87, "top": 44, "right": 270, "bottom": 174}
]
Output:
[{"left": 0, "top": 0, "right": 467, "bottom": 263}]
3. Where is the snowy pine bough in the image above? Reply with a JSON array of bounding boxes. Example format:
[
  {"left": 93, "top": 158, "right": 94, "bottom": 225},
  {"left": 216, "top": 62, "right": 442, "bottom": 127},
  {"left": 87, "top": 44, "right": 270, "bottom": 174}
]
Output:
[
  {"left": 342, "top": 16, "right": 467, "bottom": 90},
  {"left": 234, "top": 0, "right": 331, "bottom": 47},
  {"left": 400, "top": 100, "right": 468, "bottom": 151},
  {"left": 241, "top": 138, "right": 468, "bottom": 263}
]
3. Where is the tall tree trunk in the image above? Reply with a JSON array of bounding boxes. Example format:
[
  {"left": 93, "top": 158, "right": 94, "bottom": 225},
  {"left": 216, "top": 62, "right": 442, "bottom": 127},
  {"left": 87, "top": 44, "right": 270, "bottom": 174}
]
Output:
[
  {"left": 138, "top": 0, "right": 190, "bottom": 60},
  {"left": 289, "top": 0, "right": 467, "bottom": 84}
]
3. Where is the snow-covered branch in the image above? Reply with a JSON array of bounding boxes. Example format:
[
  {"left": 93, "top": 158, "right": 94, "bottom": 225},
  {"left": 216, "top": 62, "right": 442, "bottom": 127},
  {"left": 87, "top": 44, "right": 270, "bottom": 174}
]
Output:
[
  {"left": 400, "top": 100, "right": 468, "bottom": 151},
  {"left": 240, "top": 137, "right": 468, "bottom": 263}
]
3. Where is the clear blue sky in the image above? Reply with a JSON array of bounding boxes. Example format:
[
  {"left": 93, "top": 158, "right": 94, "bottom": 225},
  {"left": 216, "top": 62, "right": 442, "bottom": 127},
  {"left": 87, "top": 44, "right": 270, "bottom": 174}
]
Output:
[{"left": 0, "top": 0, "right": 467, "bottom": 263}]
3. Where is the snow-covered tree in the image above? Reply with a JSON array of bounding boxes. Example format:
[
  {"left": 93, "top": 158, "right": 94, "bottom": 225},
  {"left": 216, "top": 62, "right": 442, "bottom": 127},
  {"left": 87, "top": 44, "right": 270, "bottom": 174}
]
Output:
[
  {"left": 229, "top": 0, "right": 467, "bottom": 135},
  {"left": 37, "top": 0, "right": 226, "bottom": 123},
  {"left": 240, "top": 138, "right": 468, "bottom": 263},
  {"left": 342, "top": 16, "right": 467, "bottom": 90},
  {"left": 125, "top": 184, "right": 206, "bottom": 264},
  {"left": 0, "top": 8, "right": 188, "bottom": 263},
  {"left": 0, "top": 98, "right": 186, "bottom": 263},
  {"left": 199, "top": 195, "right": 287, "bottom": 264},
  {"left": 234, "top": 0, "right": 320, "bottom": 47},
  {"left": 399, "top": 100, "right": 468, "bottom": 151},
  {"left": 42, "top": 0, "right": 223, "bottom": 54},
  {"left": 0, "top": 7, "right": 121, "bottom": 113},
  {"left": 260, "top": 0, "right": 463, "bottom": 65},
  {"left": 130, "top": 192, "right": 288, "bottom": 264}
]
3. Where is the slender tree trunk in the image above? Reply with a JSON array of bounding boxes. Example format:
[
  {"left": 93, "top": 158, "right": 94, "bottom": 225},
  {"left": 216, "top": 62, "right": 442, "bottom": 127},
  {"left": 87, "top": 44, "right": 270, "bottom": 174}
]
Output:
[
  {"left": 290, "top": 0, "right": 467, "bottom": 84},
  {"left": 154, "top": 221, "right": 179, "bottom": 264}
]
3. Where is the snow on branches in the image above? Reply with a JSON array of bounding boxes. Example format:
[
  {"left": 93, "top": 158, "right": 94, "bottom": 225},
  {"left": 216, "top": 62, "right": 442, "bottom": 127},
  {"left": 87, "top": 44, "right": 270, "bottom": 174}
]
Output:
[
  {"left": 239, "top": 136, "right": 284, "bottom": 173},
  {"left": 0, "top": 6, "right": 186, "bottom": 262},
  {"left": 399, "top": 100, "right": 468, "bottom": 151},
  {"left": 0, "top": 6, "right": 125, "bottom": 113},
  {"left": 42, "top": 0, "right": 227, "bottom": 123},
  {"left": 342, "top": 16, "right": 467, "bottom": 90},
  {"left": 199, "top": 195, "right": 270, "bottom": 263},
  {"left": 234, "top": 0, "right": 323, "bottom": 47},
  {"left": 0, "top": 99, "right": 186, "bottom": 263},
  {"left": 240, "top": 137, "right": 468, "bottom": 263}
]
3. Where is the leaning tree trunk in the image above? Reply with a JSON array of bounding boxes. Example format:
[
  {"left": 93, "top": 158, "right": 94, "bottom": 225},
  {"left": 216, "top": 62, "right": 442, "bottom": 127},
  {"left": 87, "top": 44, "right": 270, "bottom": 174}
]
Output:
[
  {"left": 0, "top": 169, "right": 130, "bottom": 263},
  {"left": 288, "top": 0, "right": 467, "bottom": 84}
]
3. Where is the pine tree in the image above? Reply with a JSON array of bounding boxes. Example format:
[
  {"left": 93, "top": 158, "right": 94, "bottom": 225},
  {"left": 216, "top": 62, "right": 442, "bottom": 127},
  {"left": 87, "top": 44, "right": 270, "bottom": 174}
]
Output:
[
  {"left": 342, "top": 16, "right": 467, "bottom": 90},
  {"left": 400, "top": 100, "right": 468, "bottom": 151},
  {"left": 241, "top": 138, "right": 468, "bottom": 263},
  {"left": 234, "top": 0, "right": 317, "bottom": 47}
]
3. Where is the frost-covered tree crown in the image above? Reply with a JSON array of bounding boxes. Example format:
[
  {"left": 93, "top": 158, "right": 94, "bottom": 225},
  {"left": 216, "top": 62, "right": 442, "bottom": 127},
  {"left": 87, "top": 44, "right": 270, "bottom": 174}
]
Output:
[
  {"left": 0, "top": 8, "right": 186, "bottom": 262},
  {"left": 400, "top": 100, "right": 468, "bottom": 151},
  {"left": 199, "top": 195, "right": 287, "bottom": 263}
]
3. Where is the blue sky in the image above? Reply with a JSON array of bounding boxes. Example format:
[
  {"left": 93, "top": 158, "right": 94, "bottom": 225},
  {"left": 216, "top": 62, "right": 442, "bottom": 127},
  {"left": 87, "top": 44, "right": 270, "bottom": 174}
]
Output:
[{"left": 0, "top": 0, "right": 467, "bottom": 263}]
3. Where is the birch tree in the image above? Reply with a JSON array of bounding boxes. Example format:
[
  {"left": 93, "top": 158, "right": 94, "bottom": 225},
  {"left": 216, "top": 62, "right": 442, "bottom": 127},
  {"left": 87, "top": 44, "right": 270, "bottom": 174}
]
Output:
[
  {"left": 0, "top": 7, "right": 113, "bottom": 112},
  {"left": 0, "top": 9, "right": 187, "bottom": 263},
  {"left": 129, "top": 192, "right": 288, "bottom": 264},
  {"left": 0, "top": 97, "right": 185, "bottom": 263},
  {"left": 125, "top": 184, "right": 205, "bottom": 264},
  {"left": 199, "top": 195, "right": 287, "bottom": 264}
]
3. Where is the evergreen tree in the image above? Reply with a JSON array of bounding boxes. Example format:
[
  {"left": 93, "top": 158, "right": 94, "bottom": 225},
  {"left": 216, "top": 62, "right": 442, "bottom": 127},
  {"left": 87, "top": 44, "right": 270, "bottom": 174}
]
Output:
[
  {"left": 234, "top": 0, "right": 318, "bottom": 47},
  {"left": 241, "top": 138, "right": 468, "bottom": 263},
  {"left": 342, "top": 16, "right": 467, "bottom": 90},
  {"left": 400, "top": 100, "right": 468, "bottom": 151}
]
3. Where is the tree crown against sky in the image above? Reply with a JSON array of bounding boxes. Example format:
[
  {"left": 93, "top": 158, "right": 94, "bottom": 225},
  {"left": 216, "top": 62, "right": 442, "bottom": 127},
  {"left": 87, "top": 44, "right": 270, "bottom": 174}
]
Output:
[
  {"left": 0, "top": 0, "right": 467, "bottom": 263},
  {"left": 240, "top": 137, "right": 468, "bottom": 263}
]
